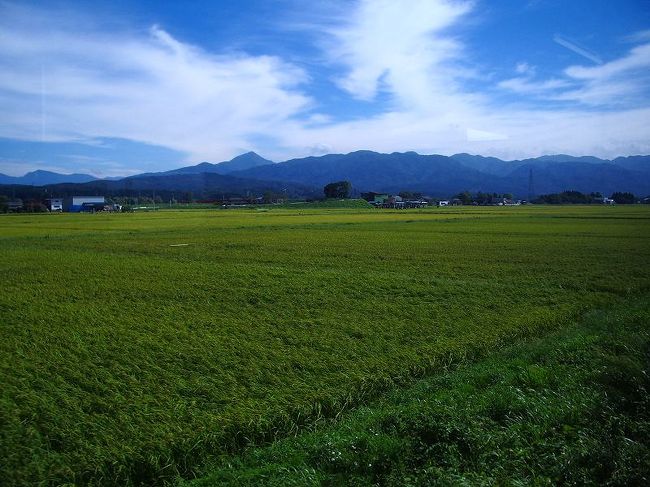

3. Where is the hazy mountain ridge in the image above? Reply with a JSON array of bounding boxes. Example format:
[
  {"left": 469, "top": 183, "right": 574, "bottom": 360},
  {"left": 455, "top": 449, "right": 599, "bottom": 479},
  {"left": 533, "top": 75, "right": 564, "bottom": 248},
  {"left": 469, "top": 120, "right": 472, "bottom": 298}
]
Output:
[
  {"left": 1, "top": 152, "right": 649, "bottom": 197},
  {"left": 113, "top": 170, "right": 313, "bottom": 197},
  {"left": 0, "top": 170, "right": 98, "bottom": 186},
  {"left": 2, "top": 172, "right": 317, "bottom": 200},
  {"left": 228, "top": 151, "right": 650, "bottom": 196},
  {"left": 229, "top": 150, "right": 503, "bottom": 194}
]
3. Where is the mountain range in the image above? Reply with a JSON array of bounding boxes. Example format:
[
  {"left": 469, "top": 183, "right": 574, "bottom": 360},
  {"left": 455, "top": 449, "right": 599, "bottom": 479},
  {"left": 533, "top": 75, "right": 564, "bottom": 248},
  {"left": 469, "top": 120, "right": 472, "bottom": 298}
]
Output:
[
  {"left": 0, "top": 170, "right": 98, "bottom": 186},
  {"left": 2, "top": 151, "right": 650, "bottom": 199}
]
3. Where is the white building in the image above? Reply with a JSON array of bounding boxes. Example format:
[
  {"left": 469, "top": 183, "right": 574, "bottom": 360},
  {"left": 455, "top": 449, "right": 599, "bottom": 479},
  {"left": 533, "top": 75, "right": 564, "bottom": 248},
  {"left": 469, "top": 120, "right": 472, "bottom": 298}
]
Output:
[
  {"left": 64, "top": 196, "right": 105, "bottom": 212},
  {"left": 46, "top": 198, "right": 63, "bottom": 211}
]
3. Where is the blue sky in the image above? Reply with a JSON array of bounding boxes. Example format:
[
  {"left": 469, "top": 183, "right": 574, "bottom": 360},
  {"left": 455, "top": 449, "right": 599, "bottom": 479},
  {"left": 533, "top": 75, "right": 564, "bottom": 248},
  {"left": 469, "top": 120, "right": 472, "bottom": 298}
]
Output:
[{"left": 1, "top": 0, "right": 649, "bottom": 176}]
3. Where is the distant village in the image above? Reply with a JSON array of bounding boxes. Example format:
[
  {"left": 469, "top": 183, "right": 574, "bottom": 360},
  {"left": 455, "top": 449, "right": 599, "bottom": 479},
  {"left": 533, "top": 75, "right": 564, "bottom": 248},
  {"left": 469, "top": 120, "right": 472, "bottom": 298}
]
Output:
[
  {"left": 2, "top": 196, "right": 121, "bottom": 213},
  {"left": 360, "top": 192, "right": 524, "bottom": 208},
  {"left": 1, "top": 188, "right": 645, "bottom": 213}
]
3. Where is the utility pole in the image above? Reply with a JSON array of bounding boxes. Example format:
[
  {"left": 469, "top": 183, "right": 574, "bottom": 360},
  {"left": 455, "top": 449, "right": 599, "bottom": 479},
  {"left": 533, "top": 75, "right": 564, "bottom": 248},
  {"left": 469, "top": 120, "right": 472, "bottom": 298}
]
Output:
[{"left": 528, "top": 168, "right": 535, "bottom": 203}]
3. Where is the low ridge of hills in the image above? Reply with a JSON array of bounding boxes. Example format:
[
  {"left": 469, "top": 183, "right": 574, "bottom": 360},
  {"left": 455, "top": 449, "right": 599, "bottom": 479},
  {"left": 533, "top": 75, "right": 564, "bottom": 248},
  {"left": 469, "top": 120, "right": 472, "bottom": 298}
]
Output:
[
  {"left": 0, "top": 170, "right": 98, "bottom": 186},
  {"left": 2, "top": 151, "right": 649, "bottom": 198}
]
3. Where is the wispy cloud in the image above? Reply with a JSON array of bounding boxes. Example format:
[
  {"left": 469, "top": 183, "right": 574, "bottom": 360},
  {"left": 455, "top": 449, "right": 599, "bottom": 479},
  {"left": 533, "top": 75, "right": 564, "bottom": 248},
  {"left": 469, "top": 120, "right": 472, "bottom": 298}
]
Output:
[
  {"left": 622, "top": 29, "right": 650, "bottom": 44},
  {"left": 499, "top": 40, "right": 650, "bottom": 107},
  {"left": 274, "top": 1, "right": 650, "bottom": 160},
  {"left": 553, "top": 35, "right": 603, "bottom": 64},
  {"left": 0, "top": 3, "right": 312, "bottom": 163},
  {"left": 564, "top": 42, "right": 650, "bottom": 80},
  {"left": 498, "top": 77, "right": 573, "bottom": 95},
  {"left": 515, "top": 62, "right": 535, "bottom": 75},
  {"left": 0, "top": 0, "right": 649, "bottom": 173},
  {"left": 326, "top": 0, "right": 473, "bottom": 109}
]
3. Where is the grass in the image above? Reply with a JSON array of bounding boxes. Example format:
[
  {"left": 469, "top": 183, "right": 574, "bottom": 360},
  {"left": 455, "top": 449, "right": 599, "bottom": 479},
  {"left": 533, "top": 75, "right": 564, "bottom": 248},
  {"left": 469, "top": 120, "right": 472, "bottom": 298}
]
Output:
[
  {"left": 0, "top": 205, "right": 649, "bottom": 485},
  {"left": 188, "top": 295, "right": 650, "bottom": 486},
  {"left": 275, "top": 199, "right": 374, "bottom": 209}
]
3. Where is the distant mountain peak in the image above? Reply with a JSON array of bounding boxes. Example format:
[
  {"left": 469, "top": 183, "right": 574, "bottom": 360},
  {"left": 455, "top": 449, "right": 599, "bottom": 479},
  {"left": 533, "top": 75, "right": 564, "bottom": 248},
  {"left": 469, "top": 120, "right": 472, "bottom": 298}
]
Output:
[
  {"left": 228, "top": 151, "right": 269, "bottom": 163},
  {"left": 216, "top": 151, "right": 273, "bottom": 172}
]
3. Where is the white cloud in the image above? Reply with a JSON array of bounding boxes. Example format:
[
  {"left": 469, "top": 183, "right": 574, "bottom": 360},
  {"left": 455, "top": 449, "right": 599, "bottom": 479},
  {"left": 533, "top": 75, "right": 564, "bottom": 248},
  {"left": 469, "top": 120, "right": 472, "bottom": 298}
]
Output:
[
  {"left": 0, "top": 0, "right": 649, "bottom": 174},
  {"left": 275, "top": 105, "right": 650, "bottom": 161},
  {"left": 515, "top": 62, "right": 535, "bottom": 75},
  {"left": 559, "top": 42, "right": 650, "bottom": 105},
  {"left": 564, "top": 42, "right": 650, "bottom": 80},
  {"left": 0, "top": 3, "right": 312, "bottom": 163},
  {"left": 622, "top": 29, "right": 650, "bottom": 44},
  {"left": 326, "top": 0, "right": 473, "bottom": 110},
  {"left": 466, "top": 128, "right": 508, "bottom": 142},
  {"left": 498, "top": 77, "right": 573, "bottom": 95},
  {"left": 499, "top": 40, "right": 650, "bottom": 107}
]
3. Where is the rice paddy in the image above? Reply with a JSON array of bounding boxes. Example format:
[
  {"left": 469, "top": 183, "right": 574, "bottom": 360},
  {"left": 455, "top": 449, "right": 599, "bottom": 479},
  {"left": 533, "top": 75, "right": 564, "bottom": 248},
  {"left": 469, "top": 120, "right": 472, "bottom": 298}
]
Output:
[{"left": 1, "top": 205, "right": 649, "bottom": 485}]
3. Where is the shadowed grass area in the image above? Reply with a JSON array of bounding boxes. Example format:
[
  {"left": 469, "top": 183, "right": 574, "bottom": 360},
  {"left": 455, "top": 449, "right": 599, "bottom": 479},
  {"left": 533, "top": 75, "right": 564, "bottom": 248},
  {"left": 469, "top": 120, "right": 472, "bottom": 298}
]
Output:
[
  {"left": 188, "top": 295, "right": 650, "bottom": 486},
  {"left": 0, "top": 205, "right": 649, "bottom": 484}
]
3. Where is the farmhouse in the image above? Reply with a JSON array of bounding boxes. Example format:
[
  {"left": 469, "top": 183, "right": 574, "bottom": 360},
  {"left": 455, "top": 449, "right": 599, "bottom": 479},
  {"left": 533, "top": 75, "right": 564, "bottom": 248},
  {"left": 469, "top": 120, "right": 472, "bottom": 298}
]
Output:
[
  {"left": 383, "top": 195, "right": 405, "bottom": 208},
  {"left": 65, "top": 196, "right": 105, "bottom": 212},
  {"left": 361, "top": 192, "right": 388, "bottom": 203},
  {"left": 362, "top": 192, "right": 428, "bottom": 209},
  {"left": 45, "top": 198, "right": 63, "bottom": 212}
]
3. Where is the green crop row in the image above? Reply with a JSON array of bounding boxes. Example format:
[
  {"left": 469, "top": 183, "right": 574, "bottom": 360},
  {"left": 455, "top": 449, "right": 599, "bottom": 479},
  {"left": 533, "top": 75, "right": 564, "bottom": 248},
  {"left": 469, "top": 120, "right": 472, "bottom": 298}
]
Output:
[{"left": 188, "top": 294, "right": 650, "bottom": 485}]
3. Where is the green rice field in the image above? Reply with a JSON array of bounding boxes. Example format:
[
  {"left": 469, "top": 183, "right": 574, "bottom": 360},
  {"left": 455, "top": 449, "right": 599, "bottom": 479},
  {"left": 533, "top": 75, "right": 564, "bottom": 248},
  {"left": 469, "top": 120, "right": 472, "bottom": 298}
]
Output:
[{"left": 1, "top": 205, "right": 649, "bottom": 485}]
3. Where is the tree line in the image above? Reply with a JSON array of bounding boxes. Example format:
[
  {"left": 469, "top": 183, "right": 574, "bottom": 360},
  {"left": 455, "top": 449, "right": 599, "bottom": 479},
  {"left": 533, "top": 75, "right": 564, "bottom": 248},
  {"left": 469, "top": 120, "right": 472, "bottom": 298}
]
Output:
[{"left": 533, "top": 191, "right": 638, "bottom": 204}]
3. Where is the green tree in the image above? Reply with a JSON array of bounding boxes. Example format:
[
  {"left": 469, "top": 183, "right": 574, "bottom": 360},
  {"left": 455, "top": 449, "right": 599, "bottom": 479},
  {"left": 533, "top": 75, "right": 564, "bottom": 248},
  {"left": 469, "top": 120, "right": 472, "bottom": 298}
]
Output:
[
  {"left": 474, "top": 192, "right": 490, "bottom": 205},
  {"left": 611, "top": 192, "right": 636, "bottom": 204},
  {"left": 454, "top": 191, "right": 472, "bottom": 205},
  {"left": 24, "top": 199, "right": 47, "bottom": 213},
  {"left": 263, "top": 191, "right": 272, "bottom": 204},
  {"left": 399, "top": 191, "right": 423, "bottom": 200},
  {"left": 323, "top": 181, "right": 352, "bottom": 199}
]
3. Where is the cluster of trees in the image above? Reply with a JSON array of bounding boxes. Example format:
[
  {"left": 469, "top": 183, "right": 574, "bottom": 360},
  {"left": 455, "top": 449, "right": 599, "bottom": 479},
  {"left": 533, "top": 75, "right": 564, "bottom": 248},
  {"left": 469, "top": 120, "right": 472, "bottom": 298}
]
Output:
[
  {"left": 261, "top": 190, "right": 288, "bottom": 204},
  {"left": 397, "top": 191, "right": 424, "bottom": 200},
  {"left": 452, "top": 191, "right": 514, "bottom": 205},
  {"left": 323, "top": 181, "right": 352, "bottom": 199},
  {"left": 112, "top": 196, "right": 161, "bottom": 205},
  {"left": 611, "top": 192, "right": 637, "bottom": 204},
  {"left": 534, "top": 191, "right": 638, "bottom": 204},
  {"left": 0, "top": 196, "right": 48, "bottom": 213}
]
